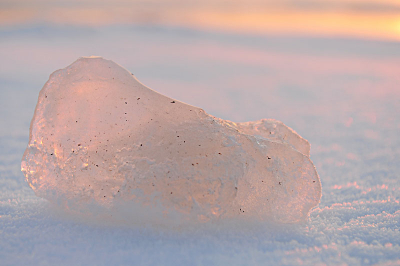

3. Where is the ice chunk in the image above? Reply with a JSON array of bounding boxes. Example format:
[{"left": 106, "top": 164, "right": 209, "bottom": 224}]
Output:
[{"left": 21, "top": 57, "right": 321, "bottom": 225}]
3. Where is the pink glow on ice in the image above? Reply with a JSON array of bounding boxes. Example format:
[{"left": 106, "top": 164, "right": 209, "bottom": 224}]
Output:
[
  {"left": 21, "top": 57, "right": 322, "bottom": 225},
  {"left": 362, "top": 112, "right": 377, "bottom": 124},
  {"left": 345, "top": 117, "right": 353, "bottom": 127},
  {"left": 346, "top": 153, "right": 359, "bottom": 160}
]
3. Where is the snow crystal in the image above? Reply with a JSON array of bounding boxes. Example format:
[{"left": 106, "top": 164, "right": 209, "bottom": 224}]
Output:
[{"left": 21, "top": 57, "right": 321, "bottom": 225}]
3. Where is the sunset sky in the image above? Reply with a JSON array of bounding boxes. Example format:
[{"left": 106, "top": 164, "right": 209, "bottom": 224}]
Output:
[{"left": 1, "top": 0, "right": 400, "bottom": 41}]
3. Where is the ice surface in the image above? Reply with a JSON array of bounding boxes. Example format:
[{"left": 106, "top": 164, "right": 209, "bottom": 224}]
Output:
[{"left": 21, "top": 57, "right": 321, "bottom": 224}]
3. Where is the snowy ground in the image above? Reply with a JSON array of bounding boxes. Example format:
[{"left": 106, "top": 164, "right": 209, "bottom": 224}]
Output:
[{"left": 0, "top": 25, "right": 399, "bottom": 265}]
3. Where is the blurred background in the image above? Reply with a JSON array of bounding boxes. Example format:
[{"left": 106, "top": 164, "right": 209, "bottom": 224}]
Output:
[
  {"left": 2, "top": 0, "right": 400, "bottom": 39},
  {"left": 1, "top": 0, "right": 399, "bottom": 265}
]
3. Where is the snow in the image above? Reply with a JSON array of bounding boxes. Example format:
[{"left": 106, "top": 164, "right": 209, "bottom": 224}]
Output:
[{"left": 1, "top": 25, "right": 399, "bottom": 265}]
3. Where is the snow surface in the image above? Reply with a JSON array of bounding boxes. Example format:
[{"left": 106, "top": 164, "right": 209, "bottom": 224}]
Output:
[{"left": 0, "top": 26, "right": 399, "bottom": 265}]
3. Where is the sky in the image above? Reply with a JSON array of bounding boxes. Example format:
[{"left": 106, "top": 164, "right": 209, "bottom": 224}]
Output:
[
  {"left": 0, "top": 0, "right": 400, "bottom": 265},
  {"left": 1, "top": 0, "right": 400, "bottom": 40}
]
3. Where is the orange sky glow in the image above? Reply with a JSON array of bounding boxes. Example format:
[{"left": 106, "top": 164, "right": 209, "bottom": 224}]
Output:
[{"left": 1, "top": 1, "right": 400, "bottom": 41}]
